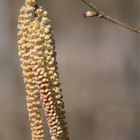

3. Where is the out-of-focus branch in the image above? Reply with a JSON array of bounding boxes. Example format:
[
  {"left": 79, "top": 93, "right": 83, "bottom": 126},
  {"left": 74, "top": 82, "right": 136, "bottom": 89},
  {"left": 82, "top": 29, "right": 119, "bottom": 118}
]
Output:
[{"left": 82, "top": 0, "right": 140, "bottom": 33}]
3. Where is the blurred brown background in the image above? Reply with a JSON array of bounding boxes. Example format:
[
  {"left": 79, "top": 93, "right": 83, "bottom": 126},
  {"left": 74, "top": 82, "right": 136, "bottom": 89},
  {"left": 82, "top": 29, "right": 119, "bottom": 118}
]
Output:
[{"left": 0, "top": 0, "right": 140, "bottom": 140}]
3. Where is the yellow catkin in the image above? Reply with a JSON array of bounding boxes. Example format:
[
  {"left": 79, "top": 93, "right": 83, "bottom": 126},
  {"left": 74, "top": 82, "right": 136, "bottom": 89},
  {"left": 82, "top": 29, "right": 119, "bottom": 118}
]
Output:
[
  {"left": 30, "top": 7, "right": 69, "bottom": 140},
  {"left": 18, "top": 1, "right": 69, "bottom": 140},
  {"left": 18, "top": 3, "right": 45, "bottom": 140}
]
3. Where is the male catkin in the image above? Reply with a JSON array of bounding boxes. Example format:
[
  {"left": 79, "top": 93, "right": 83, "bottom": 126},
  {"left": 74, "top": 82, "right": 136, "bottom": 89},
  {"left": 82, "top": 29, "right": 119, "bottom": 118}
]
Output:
[{"left": 18, "top": 0, "right": 69, "bottom": 140}]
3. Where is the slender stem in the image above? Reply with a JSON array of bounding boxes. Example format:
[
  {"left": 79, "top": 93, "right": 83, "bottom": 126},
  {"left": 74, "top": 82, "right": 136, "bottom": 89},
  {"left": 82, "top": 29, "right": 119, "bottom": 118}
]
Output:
[{"left": 82, "top": 0, "right": 140, "bottom": 33}]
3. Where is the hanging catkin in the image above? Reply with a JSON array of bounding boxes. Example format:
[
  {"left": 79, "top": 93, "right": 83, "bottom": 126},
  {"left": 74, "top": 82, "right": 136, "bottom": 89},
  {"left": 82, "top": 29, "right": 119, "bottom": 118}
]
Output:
[
  {"left": 18, "top": 0, "right": 69, "bottom": 140},
  {"left": 18, "top": 3, "right": 45, "bottom": 140}
]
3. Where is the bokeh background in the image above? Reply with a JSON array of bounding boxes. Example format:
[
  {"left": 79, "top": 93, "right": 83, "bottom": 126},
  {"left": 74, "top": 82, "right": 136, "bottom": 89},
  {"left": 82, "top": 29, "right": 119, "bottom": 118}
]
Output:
[{"left": 0, "top": 0, "right": 140, "bottom": 140}]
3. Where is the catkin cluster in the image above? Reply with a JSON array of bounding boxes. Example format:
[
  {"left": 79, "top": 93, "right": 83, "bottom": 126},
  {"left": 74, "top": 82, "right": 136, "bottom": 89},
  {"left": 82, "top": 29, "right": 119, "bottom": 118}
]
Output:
[
  {"left": 18, "top": 0, "right": 69, "bottom": 140},
  {"left": 18, "top": 3, "right": 45, "bottom": 140}
]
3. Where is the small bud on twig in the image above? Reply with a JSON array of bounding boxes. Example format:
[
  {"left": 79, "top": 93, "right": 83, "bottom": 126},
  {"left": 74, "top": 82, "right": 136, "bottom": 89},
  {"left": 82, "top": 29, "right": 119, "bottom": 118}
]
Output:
[
  {"left": 82, "top": 0, "right": 140, "bottom": 33},
  {"left": 83, "top": 11, "right": 97, "bottom": 18}
]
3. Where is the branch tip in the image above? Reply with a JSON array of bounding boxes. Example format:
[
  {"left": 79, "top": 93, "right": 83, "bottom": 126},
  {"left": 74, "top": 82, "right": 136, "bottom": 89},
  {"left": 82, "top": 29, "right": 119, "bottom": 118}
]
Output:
[{"left": 82, "top": 0, "right": 140, "bottom": 33}]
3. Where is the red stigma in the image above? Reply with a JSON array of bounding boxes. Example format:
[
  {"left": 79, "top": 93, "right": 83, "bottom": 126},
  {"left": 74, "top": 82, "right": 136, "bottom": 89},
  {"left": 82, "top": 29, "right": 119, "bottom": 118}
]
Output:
[{"left": 82, "top": 13, "right": 87, "bottom": 19}]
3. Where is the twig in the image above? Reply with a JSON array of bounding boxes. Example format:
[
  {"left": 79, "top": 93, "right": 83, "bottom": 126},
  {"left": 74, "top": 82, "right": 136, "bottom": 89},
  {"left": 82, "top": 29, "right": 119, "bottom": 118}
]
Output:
[{"left": 82, "top": 0, "right": 140, "bottom": 33}]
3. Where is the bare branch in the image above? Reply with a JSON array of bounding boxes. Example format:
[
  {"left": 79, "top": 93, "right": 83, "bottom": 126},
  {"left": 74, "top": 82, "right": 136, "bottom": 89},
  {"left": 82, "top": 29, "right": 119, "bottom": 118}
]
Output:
[{"left": 82, "top": 0, "right": 140, "bottom": 33}]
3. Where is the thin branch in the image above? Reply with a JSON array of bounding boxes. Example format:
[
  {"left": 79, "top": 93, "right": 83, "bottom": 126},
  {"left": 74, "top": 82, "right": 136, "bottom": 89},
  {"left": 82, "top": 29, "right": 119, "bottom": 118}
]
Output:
[{"left": 82, "top": 0, "right": 140, "bottom": 33}]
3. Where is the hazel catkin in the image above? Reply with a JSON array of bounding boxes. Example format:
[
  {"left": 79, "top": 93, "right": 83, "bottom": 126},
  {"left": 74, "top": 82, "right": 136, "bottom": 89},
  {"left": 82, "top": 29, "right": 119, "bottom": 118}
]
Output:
[{"left": 18, "top": 1, "right": 69, "bottom": 140}]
